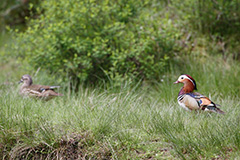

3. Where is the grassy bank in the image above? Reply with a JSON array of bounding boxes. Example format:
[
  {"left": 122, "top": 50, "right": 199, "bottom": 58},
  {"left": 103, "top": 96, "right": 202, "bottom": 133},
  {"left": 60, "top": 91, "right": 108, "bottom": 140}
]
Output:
[
  {"left": 1, "top": 0, "right": 240, "bottom": 158},
  {"left": 0, "top": 56, "right": 240, "bottom": 159}
]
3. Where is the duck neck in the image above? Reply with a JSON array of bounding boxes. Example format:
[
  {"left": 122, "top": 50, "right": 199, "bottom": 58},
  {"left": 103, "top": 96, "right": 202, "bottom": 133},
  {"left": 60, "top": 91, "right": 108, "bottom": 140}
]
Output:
[
  {"left": 178, "top": 81, "right": 195, "bottom": 95},
  {"left": 21, "top": 82, "right": 31, "bottom": 89}
]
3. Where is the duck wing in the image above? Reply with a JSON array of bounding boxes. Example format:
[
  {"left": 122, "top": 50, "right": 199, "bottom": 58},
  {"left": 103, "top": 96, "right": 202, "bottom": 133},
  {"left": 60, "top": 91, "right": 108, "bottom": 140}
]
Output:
[
  {"left": 186, "top": 92, "right": 225, "bottom": 114},
  {"left": 28, "top": 85, "right": 60, "bottom": 92}
]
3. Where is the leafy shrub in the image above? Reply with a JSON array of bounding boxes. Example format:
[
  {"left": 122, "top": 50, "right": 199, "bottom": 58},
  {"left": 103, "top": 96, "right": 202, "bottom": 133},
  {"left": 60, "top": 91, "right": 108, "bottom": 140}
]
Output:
[
  {"left": 164, "top": 0, "right": 240, "bottom": 59},
  {"left": 174, "top": 0, "right": 240, "bottom": 36},
  {"left": 0, "top": 0, "right": 40, "bottom": 30},
  {"left": 11, "top": 0, "right": 179, "bottom": 85}
]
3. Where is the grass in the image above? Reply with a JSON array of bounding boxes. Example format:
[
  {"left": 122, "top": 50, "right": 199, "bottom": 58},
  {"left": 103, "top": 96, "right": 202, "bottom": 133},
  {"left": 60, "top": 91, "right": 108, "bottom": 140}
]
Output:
[
  {"left": 0, "top": 55, "right": 240, "bottom": 159},
  {"left": 1, "top": 1, "right": 240, "bottom": 158}
]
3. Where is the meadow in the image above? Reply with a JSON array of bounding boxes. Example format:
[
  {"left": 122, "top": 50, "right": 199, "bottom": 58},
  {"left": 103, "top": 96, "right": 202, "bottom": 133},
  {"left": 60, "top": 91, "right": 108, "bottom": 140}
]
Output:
[
  {"left": 1, "top": 56, "right": 240, "bottom": 159},
  {"left": 1, "top": 0, "right": 240, "bottom": 159}
]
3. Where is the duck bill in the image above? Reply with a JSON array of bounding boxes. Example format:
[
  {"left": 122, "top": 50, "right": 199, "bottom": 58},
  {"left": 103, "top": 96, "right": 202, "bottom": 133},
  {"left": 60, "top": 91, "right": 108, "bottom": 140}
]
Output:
[
  {"left": 174, "top": 80, "right": 180, "bottom": 84},
  {"left": 18, "top": 80, "right": 23, "bottom": 84}
]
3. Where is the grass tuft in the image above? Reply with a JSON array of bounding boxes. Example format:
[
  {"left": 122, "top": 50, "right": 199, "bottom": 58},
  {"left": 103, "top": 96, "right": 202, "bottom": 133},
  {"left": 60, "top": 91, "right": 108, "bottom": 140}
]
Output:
[{"left": 0, "top": 56, "right": 240, "bottom": 159}]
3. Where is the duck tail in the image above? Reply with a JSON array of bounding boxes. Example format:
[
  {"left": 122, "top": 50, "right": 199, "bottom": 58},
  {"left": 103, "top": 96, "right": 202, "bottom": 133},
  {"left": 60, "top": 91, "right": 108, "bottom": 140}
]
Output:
[
  {"left": 56, "top": 93, "right": 64, "bottom": 96},
  {"left": 50, "top": 86, "right": 61, "bottom": 89},
  {"left": 215, "top": 107, "right": 225, "bottom": 114},
  {"left": 206, "top": 106, "right": 225, "bottom": 114}
]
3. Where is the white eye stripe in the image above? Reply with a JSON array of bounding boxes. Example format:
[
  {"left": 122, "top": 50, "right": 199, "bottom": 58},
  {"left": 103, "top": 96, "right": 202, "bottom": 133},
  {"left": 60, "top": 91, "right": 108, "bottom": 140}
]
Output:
[
  {"left": 179, "top": 75, "right": 195, "bottom": 87},
  {"left": 184, "top": 76, "right": 195, "bottom": 87}
]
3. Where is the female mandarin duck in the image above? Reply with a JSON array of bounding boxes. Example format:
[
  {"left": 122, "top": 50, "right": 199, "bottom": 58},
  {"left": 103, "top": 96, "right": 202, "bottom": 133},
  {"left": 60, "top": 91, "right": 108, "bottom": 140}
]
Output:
[
  {"left": 174, "top": 74, "right": 225, "bottom": 114},
  {"left": 19, "top": 74, "right": 63, "bottom": 100}
]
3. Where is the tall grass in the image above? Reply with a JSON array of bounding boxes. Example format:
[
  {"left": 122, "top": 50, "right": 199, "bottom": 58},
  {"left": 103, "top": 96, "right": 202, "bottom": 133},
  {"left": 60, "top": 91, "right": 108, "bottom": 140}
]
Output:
[{"left": 0, "top": 56, "right": 240, "bottom": 159}]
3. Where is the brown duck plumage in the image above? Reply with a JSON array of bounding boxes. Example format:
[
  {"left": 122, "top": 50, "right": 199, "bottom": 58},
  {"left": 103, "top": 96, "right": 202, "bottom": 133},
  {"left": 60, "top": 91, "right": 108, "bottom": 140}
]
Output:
[{"left": 19, "top": 74, "right": 63, "bottom": 100}]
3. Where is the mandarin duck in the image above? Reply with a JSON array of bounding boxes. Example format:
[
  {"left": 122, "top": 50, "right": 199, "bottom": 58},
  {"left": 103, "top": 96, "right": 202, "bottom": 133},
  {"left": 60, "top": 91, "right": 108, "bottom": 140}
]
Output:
[
  {"left": 19, "top": 74, "right": 63, "bottom": 100},
  {"left": 174, "top": 74, "right": 225, "bottom": 114}
]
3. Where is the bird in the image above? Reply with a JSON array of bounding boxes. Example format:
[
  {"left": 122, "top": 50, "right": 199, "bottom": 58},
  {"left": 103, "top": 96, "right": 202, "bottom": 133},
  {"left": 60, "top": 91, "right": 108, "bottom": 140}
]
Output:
[
  {"left": 174, "top": 74, "right": 225, "bottom": 114},
  {"left": 19, "top": 74, "right": 63, "bottom": 100}
]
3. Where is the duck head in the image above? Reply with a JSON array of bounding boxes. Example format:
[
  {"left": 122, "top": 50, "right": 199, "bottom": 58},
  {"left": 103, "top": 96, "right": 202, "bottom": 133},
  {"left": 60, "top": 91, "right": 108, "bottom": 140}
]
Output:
[
  {"left": 19, "top": 74, "right": 33, "bottom": 86},
  {"left": 174, "top": 74, "right": 197, "bottom": 93}
]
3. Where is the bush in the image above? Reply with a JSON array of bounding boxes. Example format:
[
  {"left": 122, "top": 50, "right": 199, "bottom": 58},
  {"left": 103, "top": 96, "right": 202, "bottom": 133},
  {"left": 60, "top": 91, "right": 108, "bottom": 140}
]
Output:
[
  {"left": 11, "top": 0, "right": 179, "bottom": 85},
  {"left": 0, "top": 0, "right": 40, "bottom": 30},
  {"left": 165, "top": 0, "right": 240, "bottom": 59},
  {"left": 173, "top": 0, "right": 240, "bottom": 36}
]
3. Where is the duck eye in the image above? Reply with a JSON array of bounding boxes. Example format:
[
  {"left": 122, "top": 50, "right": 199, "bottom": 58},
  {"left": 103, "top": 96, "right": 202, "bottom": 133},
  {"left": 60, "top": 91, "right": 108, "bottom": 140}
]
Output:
[{"left": 181, "top": 77, "right": 184, "bottom": 79}]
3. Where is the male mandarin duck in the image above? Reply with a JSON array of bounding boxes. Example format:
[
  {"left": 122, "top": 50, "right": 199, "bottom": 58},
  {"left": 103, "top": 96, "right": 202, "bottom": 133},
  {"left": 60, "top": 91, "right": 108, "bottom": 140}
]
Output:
[
  {"left": 19, "top": 74, "right": 63, "bottom": 100},
  {"left": 174, "top": 74, "right": 225, "bottom": 114}
]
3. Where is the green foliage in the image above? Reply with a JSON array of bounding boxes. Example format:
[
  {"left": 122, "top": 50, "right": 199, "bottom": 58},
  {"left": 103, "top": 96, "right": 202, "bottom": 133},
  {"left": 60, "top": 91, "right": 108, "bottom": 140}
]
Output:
[
  {"left": 0, "top": 0, "right": 40, "bottom": 30},
  {"left": 158, "top": 0, "right": 240, "bottom": 60},
  {"left": 172, "top": 0, "right": 240, "bottom": 36},
  {"left": 4, "top": 0, "right": 240, "bottom": 85},
  {"left": 11, "top": 0, "right": 179, "bottom": 84},
  {"left": 1, "top": 0, "right": 240, "bottom": 159}
]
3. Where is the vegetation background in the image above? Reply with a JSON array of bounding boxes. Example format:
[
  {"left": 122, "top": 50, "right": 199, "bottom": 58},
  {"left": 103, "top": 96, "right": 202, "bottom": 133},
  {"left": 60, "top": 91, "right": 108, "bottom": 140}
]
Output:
[{"left": 0, "top": 0, "right": 240, "bottom": 159}]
